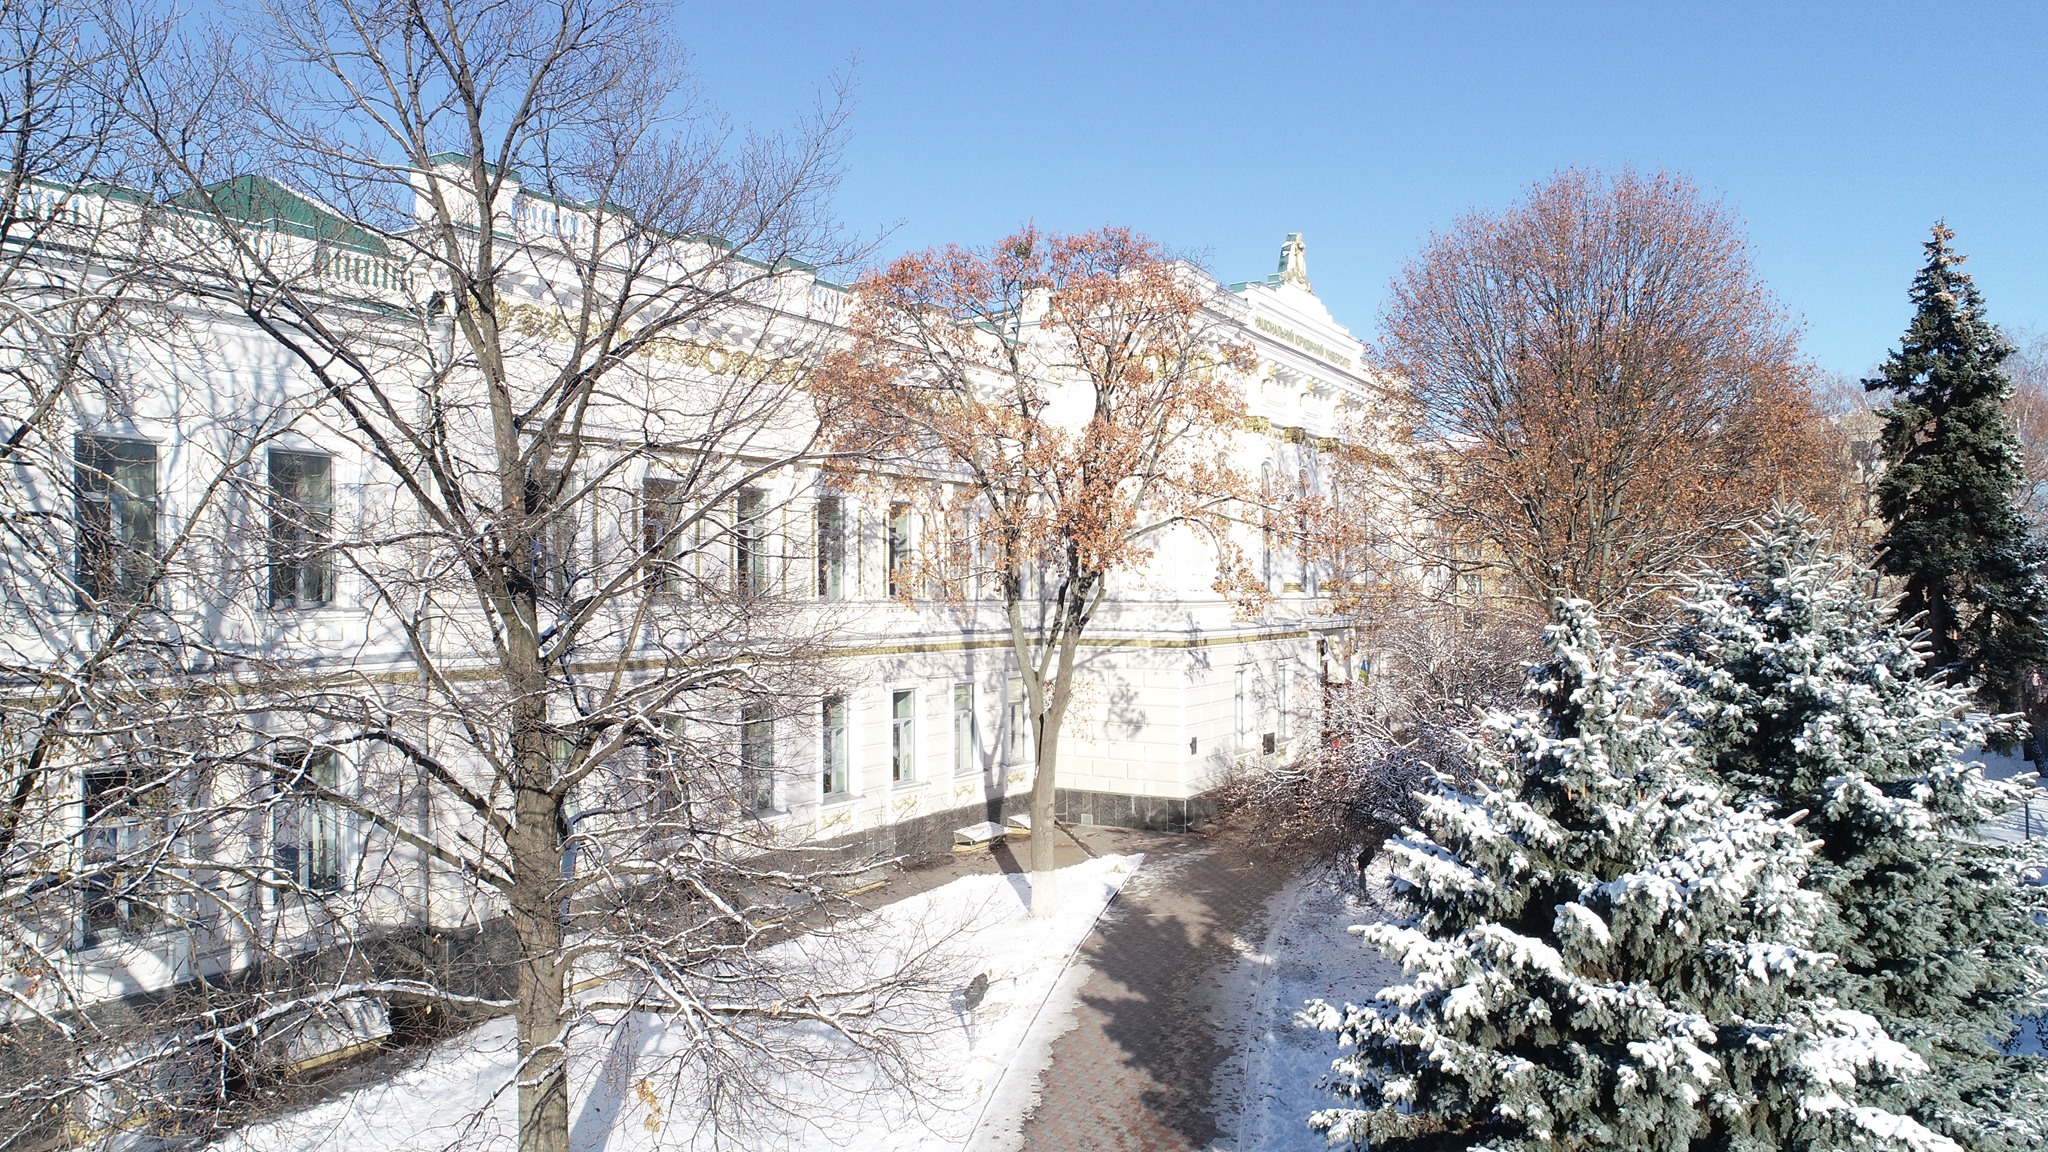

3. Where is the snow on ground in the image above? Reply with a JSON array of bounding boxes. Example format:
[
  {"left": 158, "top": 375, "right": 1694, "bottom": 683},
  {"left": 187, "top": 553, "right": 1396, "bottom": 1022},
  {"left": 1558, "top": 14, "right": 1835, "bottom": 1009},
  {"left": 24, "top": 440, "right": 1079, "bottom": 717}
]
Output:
[
  {"left": 214, "top": 854, "right": 1139, "bottom": 1152},
  {"left": 1218, "top": 858, "right": 1403, "bottom": 1152},
  {"left": 1971, "top": 746, "right": 2048, "bottom": 847}
]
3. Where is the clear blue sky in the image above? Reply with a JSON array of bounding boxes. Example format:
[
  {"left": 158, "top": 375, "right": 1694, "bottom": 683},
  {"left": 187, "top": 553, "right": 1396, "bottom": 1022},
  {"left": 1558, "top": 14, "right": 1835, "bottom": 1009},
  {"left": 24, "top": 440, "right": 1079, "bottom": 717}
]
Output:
[{"left": 671, "top": 2, "right": 2046, "bottom": 380}]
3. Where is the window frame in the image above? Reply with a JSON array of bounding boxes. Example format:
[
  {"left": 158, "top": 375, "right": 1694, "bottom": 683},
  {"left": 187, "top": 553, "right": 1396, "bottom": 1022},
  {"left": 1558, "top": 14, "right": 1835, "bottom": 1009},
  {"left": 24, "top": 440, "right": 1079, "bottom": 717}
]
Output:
[
  {"left": 952, "top": 681, "right": 977, "bottom": 777},
  {"left": 74, "top": 435, "right": 159, "bottom": 608},
  {"left": 735, "top": 486, "right": 769, "bottom": 597},
  {"left": 642, "top": 476, "right": 687, "bottom": 594},
  {"left": 1005, "top": 677, "right": 1031, "bottom": 766},
  {"left": 272, "top": 747, "right": 346, "bottom": 898},
  {"left": 886, "top": 500, "right": 912, "bottom": 599},
  {"left": 644, "top": 712, "right": 689, "bottom": 823},
  {"left": 1259, "top": 462, "right": 1275, "bottom": 592},
  {"left": 1235, "top": 665, "right": 1250, "bottom": 753},
  {"left": 79, "top": 755, "right": 174, "bottom": 945},
  {"left": 740, "top": 697, "right": 776, "bottom": 812},
  {"left": 815, "top": 493, "right": 844, "bottom": 600},
  {"left": 528, "top": 466, "right": 579, "bottom": 601},
  {"left": 1277, "top": 664, "right": 1292, "bottom": 742},
  {"left": 890, "top": 688, "right": 917, "bottom": 784},
  {"left": 268, "top": 448, "right": 336, "bottom": 609},
  {"left": 820, "top": 694, "right": 849, "bottom": 798}
]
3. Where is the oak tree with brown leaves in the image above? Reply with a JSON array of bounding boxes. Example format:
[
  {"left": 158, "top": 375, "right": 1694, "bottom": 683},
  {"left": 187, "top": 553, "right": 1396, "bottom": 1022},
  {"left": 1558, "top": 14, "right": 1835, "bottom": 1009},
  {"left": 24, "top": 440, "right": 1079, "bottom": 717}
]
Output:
[
  {"left": 814, "top": 226, "right": 1256, "bottom": 914},
  {"left": 1377, "top": 168, "right": 1849, "bottom": 628}
]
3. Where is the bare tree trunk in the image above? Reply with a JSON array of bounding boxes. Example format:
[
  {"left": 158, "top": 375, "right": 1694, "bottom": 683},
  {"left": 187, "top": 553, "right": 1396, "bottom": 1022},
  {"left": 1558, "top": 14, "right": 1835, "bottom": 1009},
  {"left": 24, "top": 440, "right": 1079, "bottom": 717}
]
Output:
[
  {"left": 1026, "top": 655, "right": 1071, "bottom": 917},
  {"left": 1026, "top": 581, "right": 1092, "bottom": 916},
  {"left": 510, "top": 783, "right": 569, "bottom": 1152}
]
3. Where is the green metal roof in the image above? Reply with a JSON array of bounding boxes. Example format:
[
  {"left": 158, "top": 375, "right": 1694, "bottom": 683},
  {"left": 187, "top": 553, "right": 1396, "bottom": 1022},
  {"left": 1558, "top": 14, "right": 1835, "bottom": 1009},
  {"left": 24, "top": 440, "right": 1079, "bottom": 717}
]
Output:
[{"left": 169, "top": 175, "right": 391, "bottom": 256}]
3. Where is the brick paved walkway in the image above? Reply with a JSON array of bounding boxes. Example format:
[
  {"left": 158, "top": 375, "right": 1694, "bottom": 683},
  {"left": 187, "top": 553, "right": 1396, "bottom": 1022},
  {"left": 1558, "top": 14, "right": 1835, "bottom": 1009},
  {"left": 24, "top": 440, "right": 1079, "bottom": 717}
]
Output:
[{"left": 1016, "top": 826, "right": 1292, "bottom": 1152}]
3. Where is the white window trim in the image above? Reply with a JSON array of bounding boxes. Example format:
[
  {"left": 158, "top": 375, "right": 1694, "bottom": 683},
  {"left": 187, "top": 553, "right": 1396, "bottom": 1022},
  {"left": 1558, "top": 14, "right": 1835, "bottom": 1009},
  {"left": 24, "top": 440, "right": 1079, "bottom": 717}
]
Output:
[
  {"left": 952, "top": 681, "right": 978, "bottom": 776},
  {"left": 820, "top": 694, "right": 851, "bottom": 799},
  {"left": 889, "top": 686, "right": 918, "bottom": 785},
  {"left": 1234, "top": 665, "right": 1250, "bottom": 753},
  {"left": 1005, "top": 676, "right": 1034, "bottom": 766}
]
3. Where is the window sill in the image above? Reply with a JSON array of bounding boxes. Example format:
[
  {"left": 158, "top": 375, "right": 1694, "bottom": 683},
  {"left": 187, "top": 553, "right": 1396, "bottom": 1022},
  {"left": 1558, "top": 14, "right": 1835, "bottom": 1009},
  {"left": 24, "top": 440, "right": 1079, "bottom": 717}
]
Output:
[
  {"left": 75, "top": 924, "right": 181, "bottom": 956},
  {"left": 819, "top": 792, "right": 858, "bottom": 808}
]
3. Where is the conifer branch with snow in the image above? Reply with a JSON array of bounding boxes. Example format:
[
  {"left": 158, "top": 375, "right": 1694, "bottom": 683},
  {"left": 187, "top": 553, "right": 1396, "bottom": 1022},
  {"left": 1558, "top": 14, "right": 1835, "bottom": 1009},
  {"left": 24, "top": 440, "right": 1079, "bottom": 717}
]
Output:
[
  {"left": 1307, "top": 599, "right": 1958, "bottom": 1151},
  {"left": 1656, "top": 506, "right": 2048, "bottom": 1151}
]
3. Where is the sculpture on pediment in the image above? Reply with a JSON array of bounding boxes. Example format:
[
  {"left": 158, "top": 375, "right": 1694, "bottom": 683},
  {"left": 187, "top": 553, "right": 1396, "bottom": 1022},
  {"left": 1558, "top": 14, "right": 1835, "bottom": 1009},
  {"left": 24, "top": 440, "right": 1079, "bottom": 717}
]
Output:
[{"left": 1277, "top": 232, "right": 1311, "bottom": 291}]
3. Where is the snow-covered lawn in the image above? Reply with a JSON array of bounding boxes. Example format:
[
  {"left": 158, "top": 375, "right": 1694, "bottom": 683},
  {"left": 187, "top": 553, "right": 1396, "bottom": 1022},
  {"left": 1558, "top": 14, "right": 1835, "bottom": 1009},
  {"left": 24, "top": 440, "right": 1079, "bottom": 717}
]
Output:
[
  {"left": 214, "top": 854, "right": 1138, "bottom": 1152},
  {"left": 1972, "top": 746, "right": 2048, "bottom": 847},
  {"left": 1220, "top": 859, "right": 1402, "bottom": 1152}
]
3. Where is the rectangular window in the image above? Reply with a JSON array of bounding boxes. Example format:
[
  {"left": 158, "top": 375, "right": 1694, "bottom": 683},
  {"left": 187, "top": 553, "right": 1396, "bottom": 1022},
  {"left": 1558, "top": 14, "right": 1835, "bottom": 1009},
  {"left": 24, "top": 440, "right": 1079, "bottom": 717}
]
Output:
[
  {"left": 953, "top": 682, "right": 976, "bottom": 776},
  {"left": 740, "top": 699, "right": 775, "bottom": 812},
  {"left": 815, "top": 494, "right": 844, "bottom": 600},
  {"left": 886, "top": 501, "right": 911, "bottom": 598},
  {"left": 821, "top": 694, "right": 848, "bottom": 797},
  {"left": 735, "top": 487, "right": 768, "bottom": 596},
  {"left": 81, "top": 760, "right": 170, "bottom": 942},
  {"left": 1006, "top": 678, "right": 1031, "bottom": 764},
  {"left": 74, "top": 436, "right": 158, "bottom": 606},
  {"left": 1259, "top": 464, "right": 1275, "bottom": 592},
  {"left": 1277, "top": 666, "right": 1292, "bottom": 741},
  {"left": 645, "top": 713, "right": 687, "bottom": 820},
  {"left": 552, "top": 737, "right": 587, "bottom": 880},
  {"left": 891, "top": 689, "right": 916, "bottom": 783},
  {"left": 1235, "top": 666, "right": 1250, "bottom": 752},
  {"left": 946, "top": 503, "right": 973, "bottom": 595},
  {"left": 529, "top": 467, "right": 577, "bottom": 600},
  {"left": 643, "top": 478, "right": 686, "bottom": 593},
  {"left": 273, "top": 748, "right": 344, "bottom": 895},
  {"left": 269, "top": 450, "right": 335, "bottom": 608}
]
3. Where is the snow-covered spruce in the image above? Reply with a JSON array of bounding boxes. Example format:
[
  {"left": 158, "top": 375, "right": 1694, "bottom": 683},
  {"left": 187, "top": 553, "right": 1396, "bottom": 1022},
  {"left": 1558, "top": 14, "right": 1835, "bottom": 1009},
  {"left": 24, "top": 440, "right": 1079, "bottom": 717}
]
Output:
[
  {"left": 1655, "top": 507, "right": 2048, "bottom": 1151},
  {"left": 1306, "top": 601, "right": 1951, "bottom": 1151}
]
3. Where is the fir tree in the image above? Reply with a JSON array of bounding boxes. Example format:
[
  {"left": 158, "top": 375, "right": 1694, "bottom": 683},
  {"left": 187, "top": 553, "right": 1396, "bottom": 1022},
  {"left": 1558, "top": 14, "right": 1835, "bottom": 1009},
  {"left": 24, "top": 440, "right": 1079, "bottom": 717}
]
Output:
[
  {"left": 1865, "top": 222, "right": 2048, "bottom": 714},
  {"left": 1658, "top": 507, "right": 2048, "bottom": 1151},
  {"left": 1310, "top": 601, "right": 1945, "bottom": 1151}
]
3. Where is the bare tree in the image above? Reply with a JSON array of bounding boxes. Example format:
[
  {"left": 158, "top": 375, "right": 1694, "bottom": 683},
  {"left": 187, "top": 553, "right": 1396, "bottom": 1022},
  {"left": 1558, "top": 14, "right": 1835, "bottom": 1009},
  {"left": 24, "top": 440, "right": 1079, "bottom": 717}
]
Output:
[
  {"left": 812, "top": 226, "right": 1259, "bottom": 915},
  {"left": 0, "top": 2, "right": 971, "bottom": 1150},
  {"left": 0, "top": 3, "right": 330, "bottom": 1144},
  {"left": 1214, "top": 587, "right": 1534, "bottom": 871},
  {"left": 1378, "top": 168, "right": 1853, "bottom": 631}
]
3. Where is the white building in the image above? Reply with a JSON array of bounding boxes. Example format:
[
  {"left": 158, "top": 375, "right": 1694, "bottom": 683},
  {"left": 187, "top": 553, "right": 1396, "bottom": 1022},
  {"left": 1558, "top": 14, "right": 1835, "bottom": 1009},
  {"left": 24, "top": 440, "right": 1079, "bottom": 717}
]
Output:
[
  {"left": 793, "top": 232, "right": 1377, "bottom": 846},
  {"left": 0, "top": 165, "right": 1386, "bottom": 1083}
]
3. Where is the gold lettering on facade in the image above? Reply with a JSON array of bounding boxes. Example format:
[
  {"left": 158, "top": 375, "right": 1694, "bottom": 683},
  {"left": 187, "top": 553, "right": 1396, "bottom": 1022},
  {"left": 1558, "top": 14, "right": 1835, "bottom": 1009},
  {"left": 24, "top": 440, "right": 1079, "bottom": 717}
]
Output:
[
  {"left": 503, "top": 302, "right": 807, "bottom": 385},
  {"left": 1254, "top": 315, "right": 1353, "bottom": 369}
]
